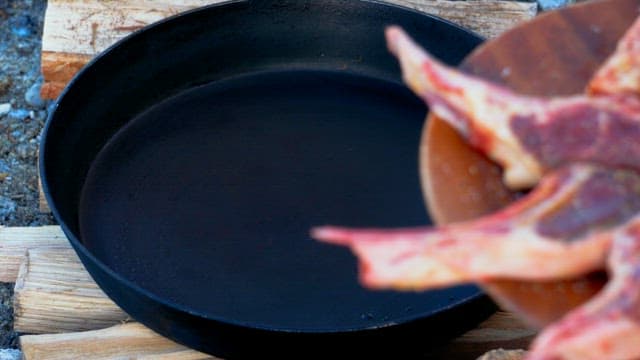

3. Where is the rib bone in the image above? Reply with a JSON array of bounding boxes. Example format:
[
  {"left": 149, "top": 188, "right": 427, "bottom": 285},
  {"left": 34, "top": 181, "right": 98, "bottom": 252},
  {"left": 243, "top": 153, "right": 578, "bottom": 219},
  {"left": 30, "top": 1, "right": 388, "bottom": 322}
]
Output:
[
  {"left": 313, "top": 20, "right": 640, "bottom": 360},
  {"left": 526, "top": 219, "right": 640, "bottom": 360},
  {"left": 314, "top": 164, "right": 640, "bottom": 290},
  {"left": 386, "top": 27, "right": 640, "bottom": 190},
  {"left": 587, "top": 16, "right": 640, "bottom": 96}
]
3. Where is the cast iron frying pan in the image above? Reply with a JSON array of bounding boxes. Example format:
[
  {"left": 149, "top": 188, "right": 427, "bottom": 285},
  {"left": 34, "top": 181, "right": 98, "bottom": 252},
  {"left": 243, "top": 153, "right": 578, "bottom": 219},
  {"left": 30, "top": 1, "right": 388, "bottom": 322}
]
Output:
[{"left": 40, "top": 0, "right": 490, "bottom": 357}]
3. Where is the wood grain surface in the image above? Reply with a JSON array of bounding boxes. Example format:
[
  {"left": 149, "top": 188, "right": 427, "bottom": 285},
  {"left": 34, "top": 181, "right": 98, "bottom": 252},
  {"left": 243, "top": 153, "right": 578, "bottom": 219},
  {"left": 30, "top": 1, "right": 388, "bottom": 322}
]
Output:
[
  {"left": 0, "top": 226, "right": 65, "bottom": 282},
  {"left": 13, "top": 248, "right": 129, "bottom": 334},
  {"left": 20, "top": 323, "right": 214, "bottom": 360},
  {"left": 421, "top": 0, "right": 640, "bottom": 327}
]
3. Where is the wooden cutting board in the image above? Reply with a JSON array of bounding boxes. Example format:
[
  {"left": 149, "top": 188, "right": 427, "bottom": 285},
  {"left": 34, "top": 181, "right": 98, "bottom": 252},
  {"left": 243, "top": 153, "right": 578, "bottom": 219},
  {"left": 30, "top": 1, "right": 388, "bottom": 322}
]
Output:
[{"left": 422, "top": 0, "right": 640, "bottom": 327}]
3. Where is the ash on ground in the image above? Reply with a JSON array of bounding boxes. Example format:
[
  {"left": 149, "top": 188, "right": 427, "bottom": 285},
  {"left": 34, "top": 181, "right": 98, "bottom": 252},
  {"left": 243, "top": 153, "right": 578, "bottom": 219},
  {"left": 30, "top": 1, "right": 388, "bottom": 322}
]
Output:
[{"left": 0, "top": 0, "right": 54, "bottom": 349}]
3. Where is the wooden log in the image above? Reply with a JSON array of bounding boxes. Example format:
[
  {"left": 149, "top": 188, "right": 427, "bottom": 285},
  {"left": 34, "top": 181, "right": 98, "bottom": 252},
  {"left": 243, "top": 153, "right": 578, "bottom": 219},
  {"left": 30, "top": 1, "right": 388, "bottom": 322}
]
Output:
[
  {"left": 13, "top": 247, "right": 129, "bottom": 334},
  {"left": 0, "top": 226, "right": 66, "bottom": 282},
  {"left": 40, "top": 0, "right": 537, "bottom": 99},
  {"left": 20, "top": 322, "right": 215, "bottom": 360}
]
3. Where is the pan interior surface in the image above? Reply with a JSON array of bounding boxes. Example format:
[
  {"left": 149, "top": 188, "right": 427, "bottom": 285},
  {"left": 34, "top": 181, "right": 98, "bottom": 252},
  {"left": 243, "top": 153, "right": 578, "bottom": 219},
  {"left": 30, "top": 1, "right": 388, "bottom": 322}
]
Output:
[{"left": 79, "top": 69, "right": 479, "bottom": 331}]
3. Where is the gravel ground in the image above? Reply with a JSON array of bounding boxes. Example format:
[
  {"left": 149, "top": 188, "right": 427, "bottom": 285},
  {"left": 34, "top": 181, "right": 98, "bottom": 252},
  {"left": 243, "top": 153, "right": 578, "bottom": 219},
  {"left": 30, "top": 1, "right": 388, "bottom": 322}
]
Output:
[{"left": 0, "top": 0, "right": 54, "bottom": 350}]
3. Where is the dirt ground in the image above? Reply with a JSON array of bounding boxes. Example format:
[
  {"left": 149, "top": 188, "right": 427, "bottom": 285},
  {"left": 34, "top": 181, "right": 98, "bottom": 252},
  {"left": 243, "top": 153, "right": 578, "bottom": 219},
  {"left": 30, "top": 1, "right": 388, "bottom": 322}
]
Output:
[{"left": 0, "top": 0, "right": 53, "bottom": 350}]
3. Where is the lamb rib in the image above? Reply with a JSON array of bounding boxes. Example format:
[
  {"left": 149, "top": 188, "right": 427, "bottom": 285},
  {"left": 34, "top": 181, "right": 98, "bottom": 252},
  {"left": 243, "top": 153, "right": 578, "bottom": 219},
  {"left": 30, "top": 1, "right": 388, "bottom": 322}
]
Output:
[
  {"left": 314, "top": 164, "right": 640, "bottom": 290},
  {"left": 385, "top": 26, "right": 640, "bottom": 190},
  {"left": 587, "top": 16, "right": 640, "bottom": 96},
  {"left": 526, "top": 218, "right": 640, "bottom": 360},
  {"left": 313, "top": 20, "right": 640, "bottom": 360}
]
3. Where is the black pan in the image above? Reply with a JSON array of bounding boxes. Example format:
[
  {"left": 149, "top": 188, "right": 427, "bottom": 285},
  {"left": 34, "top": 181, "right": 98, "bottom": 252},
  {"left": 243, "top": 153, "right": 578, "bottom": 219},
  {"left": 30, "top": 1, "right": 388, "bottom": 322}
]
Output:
[{"left": 40, "top": 0, "right": 491, "bottom": 358}]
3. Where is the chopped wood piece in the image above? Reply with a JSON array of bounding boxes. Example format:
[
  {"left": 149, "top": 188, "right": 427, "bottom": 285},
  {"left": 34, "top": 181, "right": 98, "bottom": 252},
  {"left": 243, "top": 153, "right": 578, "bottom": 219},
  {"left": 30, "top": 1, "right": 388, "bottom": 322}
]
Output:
[
  {"left": 39, "top": 0, "right": 537, "bottom": 99},
  {"left": 20, "top": 322, "right": 216, "bottom": 360},
  {"left": 0, "top": 226, "right": 66, "bottom": 282},
  {"left": 13, "top": 247, "right": 129, "bottom": 334}
]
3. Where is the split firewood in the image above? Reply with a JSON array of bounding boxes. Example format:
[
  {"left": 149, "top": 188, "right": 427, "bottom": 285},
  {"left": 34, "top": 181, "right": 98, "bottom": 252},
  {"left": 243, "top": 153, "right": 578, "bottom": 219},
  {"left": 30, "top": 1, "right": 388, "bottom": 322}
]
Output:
[
  {"left": 13, "top": 247, "right": 128, "bottom": 334},
  {"left": 0, "top": 226, "right": 66, "bottom": 282},
  {"left": 19, "top": 322, "right": 215, "bottom": 360}
]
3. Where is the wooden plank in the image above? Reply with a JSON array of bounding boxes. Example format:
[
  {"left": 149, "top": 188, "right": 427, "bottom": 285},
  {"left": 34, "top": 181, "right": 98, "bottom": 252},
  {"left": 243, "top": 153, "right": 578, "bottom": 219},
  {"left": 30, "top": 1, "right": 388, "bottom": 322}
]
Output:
[
  {"left": 20, "top": 322, "right": 215, "bottom": 360},
  {"left": 13, "top": 247, "right": 129, "bottom": 334},
  {"left": 39, "top": 0, "right": 537, "bottom": 99},
  {"left": 0, "top": 226, "right": 66, "bottom": 282}
]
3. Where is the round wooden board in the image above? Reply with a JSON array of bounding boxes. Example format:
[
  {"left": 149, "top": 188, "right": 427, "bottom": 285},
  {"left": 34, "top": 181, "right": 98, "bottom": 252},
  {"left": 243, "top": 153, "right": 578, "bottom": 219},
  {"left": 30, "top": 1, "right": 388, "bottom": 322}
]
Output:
[{"left": 421, "top": 0, "right": 640, "bottom": 327}]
